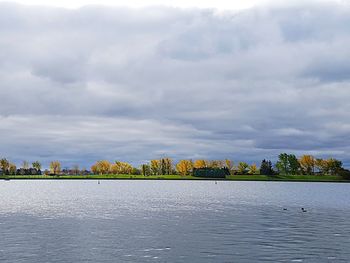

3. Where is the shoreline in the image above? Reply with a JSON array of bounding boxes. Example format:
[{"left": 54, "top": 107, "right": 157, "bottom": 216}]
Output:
[{"left": 1, "top": 175, "right": 349, "bottom": 183}]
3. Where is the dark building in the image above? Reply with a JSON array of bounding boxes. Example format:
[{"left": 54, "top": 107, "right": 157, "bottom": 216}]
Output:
[{"left": 193, "top": 168, "right": 230, "bottom": 178}]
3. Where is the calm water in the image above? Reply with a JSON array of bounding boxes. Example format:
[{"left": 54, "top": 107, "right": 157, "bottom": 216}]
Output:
[{"left": 0, "top": 180, "right": 350, "bottom": 262}]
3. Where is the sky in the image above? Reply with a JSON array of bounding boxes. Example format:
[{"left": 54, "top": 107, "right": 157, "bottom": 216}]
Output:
[
  {"left": 0, "top": 0, "right": 350, "bottom": 168},
  {"left": 0, "top": 0, "right": 326, "bottom": 10}
]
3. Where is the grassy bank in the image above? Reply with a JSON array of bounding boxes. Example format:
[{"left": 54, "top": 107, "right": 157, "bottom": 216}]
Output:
[{"left": 0, "top": 174, "right": 348, "bottom": 182}]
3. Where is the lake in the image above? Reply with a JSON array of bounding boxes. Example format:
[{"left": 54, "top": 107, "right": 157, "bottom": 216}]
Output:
[{"left": 0, "top": 180, "right": 350, "bottom": 262}]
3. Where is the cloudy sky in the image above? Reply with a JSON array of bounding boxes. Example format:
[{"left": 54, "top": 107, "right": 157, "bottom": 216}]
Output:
[{"left": 1, "top": 0, "right": 350, "bottom": 168}]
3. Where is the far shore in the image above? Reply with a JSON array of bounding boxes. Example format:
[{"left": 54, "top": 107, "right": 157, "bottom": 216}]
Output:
[{"left": 1, "top": 174, "right": 349, "bottom": 183}]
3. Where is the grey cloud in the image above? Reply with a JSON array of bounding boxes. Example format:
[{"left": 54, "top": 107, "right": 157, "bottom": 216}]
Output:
[{"left": 0, "top": 2, "right": 350, "bottom": 168}]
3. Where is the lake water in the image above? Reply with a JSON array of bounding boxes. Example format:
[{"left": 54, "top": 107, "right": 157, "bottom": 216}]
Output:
[{"left": 0, "top": 180, "right": 350, "bottom": 262}]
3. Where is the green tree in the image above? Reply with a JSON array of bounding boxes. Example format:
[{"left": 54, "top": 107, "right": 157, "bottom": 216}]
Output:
[
  {"left": 276, "top": 153, "right": 289, "bottom": 175},
  {"left": 288, "top": 154, "right": 300, "bottom": 175},
  {"left": 160, "top": 158, "right": 166, "bottom": 175},
  {"left": 141, "top": 164, "right": 151, "bottom": 176},
  {"left": 260, "top": 159, "right": 274, "bottom": 175},
  {"left": 159, "top": 158, "right": 173, "bottom": 175},
  {"left": 32, "top": 161, "right": 42, "bottom": 171}
]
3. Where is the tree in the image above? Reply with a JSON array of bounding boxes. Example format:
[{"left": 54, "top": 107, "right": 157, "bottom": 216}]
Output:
[
  {"left": 0, "top": 158, "right": 10, "bottom": 175},
  {"left": 22, "top": 161, "right": 30, "bottom": 170},
  {"left": 237, "top": 162, "right": 249, "bottom": 174},
  {"left": 248, "top": 164, "right": 257, "bottom": 175},
  {"left": 91, "top": 164, "right": 99, "bottom": 175},
  {"left": 299, "top": 155, "right": 315, "bottom": 175},
  {"left": 9, "top": 163, "right": 17, "bottom": 175},
  {"left": 314, "top": 158, "right": 342, "bottom": 175},
  {"left": 315, "top": 158, "right": 328, "bottom": 174},
  {"left": 50, "top": 161, "right": 61, "bottom": 175},
  {"left": 276, "top": 153, "right": 289, "bottom": 175},
  {"left": 194, "top": 160, "right": 208, "bottom": 169},
  {"left": 110, "top": 163, "right": 119, "bottom": 174},
  {"left": 339, "top": 168, "right": 350, "bottom": 180},
  {"left": 111, "top": 161, "right": 133, "bottom": 174},
  {"left": 209, "top": 160, "right": 223, "bottom": 168},
  {"left": 327, "top": 158, "right": 342, "bottom": 175},
  {"left": 150, "top": 160, "right": 161, "bottom": 175},
  {"left": 160, "top": 158, "right": 166, "bottom": 175},
  {"left": 91, "top": 160, "right": 111, "bottom": 175},
  {"left": 72, "top": 164, "right": 80, "bottom": 175},
  {"left": 224, "top": 159, "right": 234, "bottom": 173},
  {"left": 160, "top": 158, "right": 173, "bottom": 175},
  {"left": 32, "top": 161, "right": 42, "bottom": 171},
  {"left": 131, "top": 167, "right": 141, "bottom": 175},
  {"left": 176, "top": 160, "right": 193, "bottom": 176},
  {"left": 288, "top": 154, "right": 300, "bottom": 175},
  {"left": 166, "top": 158, "right": 174, "bottom": 174},
  {"left": 141, "top": 164, "right": 151, "bottom": 176},
  {"left": 260, "top": 159, "right": 274, "bottom": 175}
]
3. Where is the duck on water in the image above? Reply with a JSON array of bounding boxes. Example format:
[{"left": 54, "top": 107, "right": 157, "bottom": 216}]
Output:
[{"left": 282, "top": 208, "right": 307, "bottom": 212}]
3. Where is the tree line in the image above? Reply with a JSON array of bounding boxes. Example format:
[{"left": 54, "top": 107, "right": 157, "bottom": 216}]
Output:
[
  {"left": 88, "top": 154, "right": 349, "bottom": 177},
  {"left": 0, "top": 159, "right": 42, "bottom": 175},
  {"left": 0, "top": 154, "right": 349, "bottom": 178}
]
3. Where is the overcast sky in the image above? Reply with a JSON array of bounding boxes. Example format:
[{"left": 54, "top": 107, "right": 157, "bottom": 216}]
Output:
[
  {"left": 1, "top": 0, "right": 350, "bottom": 168},
  {"left": 0, "top": 0, "right": 338, "bottom": 10}
]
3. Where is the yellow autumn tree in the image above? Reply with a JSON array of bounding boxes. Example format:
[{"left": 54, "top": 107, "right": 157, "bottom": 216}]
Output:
[
  {"left": 50, "top": 161, "right": 61, "bottom": 175},
  {"left": 91, "top": 160, "right": 111, "bottom": 175},
  {"left": 111, "top": 161, "right": 133, "bottom": 174},
  {"left": 176, "top": 160, "right": 193, "bottom": 176},
  {"left": 224, "top": 159, "right": 234, "bottom": 174},
  {"left": 315, "top": 158, "right": 328, "bottom": 174},
  {"left": 9, "top": 163, "right": 17, "bottom": 175},
  {"left": 110, "top": 163, "right": 120, "bottom": 174},
  {"left": 193, "top": 159, "right": 208, "bottom": 169},
  {"left": 150, "top": 159, "right": 161, "bottom": 175},
  {"left": 248, "top": 164, "right": 257, "bottom": 175},
  {"left": 299, "top": 155, "right": 315, "bottom": 175},
  {"left": 237, "top": 162, "right": 249, "bottom": 174},
  {"left": 0, "top": 158, "right": 10, "bottom": 174},
  {"left": 209, "top": 160, "right": 223, "bottom": 168},
  {"left": 91, "top": 164, "right": 99, "bottom": 175}
]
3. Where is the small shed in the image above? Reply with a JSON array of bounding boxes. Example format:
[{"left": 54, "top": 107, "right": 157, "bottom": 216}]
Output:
[{"left": 193, "top": 168, "right": 229, "bottom": 178}]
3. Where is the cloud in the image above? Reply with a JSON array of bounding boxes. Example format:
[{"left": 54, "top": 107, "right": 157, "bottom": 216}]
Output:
[{"left": 0, "top": 2, "right": 350, "bottom": 168}]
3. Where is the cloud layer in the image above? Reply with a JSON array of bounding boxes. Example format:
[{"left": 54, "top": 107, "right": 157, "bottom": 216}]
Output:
[{"left": 1, "top": 2, "right": 350, "bottom": 168}]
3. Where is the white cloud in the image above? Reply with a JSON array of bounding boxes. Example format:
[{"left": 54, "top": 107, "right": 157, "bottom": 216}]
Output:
[
  {"left": 0, "top": 0, "right": 345, "bottom": 10},
  {"left": 1, "top": 2, "right": 350, "bottom": 168}
]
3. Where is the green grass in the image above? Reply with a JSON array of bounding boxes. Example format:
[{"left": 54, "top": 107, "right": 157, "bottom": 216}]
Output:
[
  {"left": 0, "top": 174, "right": 348, "bottom": 182},
  {"left": 226, "top": 174, "right": 347, "bottom": 182}
]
